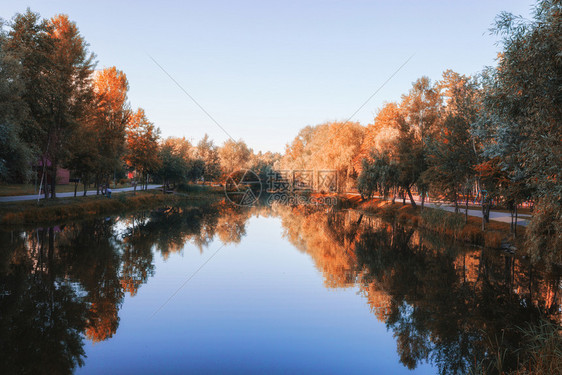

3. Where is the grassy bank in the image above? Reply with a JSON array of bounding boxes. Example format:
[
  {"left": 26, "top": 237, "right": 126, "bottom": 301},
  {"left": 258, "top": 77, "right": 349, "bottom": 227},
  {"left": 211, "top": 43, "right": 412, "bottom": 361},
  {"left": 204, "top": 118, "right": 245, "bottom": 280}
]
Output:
[
  {"left": 340, "top": 196, "right": 523, "bottom": 249},
  {"left": 0, "top": 187, "right": 223, "bottom": 226}
]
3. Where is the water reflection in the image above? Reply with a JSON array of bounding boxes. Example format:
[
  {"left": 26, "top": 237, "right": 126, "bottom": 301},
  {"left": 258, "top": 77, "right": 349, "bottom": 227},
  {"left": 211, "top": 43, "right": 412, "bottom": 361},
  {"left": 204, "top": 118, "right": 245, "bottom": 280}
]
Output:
[
  {"left": 277, "top": 206, "right": 561, "bottom": 374},
  {"left": 0, "top": 203, "right": 559, "bottom": 374}
]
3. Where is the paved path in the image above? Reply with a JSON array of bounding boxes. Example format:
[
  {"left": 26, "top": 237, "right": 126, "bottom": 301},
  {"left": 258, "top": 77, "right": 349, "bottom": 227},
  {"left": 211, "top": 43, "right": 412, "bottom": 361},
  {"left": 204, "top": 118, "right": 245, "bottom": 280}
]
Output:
[
  {"left": 347, "top": 193, "right": 531, "bottom": 226},
  {"left": 423, "top": 202, "right": 531, "bottom": 226},
  {"left": 0, "top": 185, "right": 162, "bottom": 203}
]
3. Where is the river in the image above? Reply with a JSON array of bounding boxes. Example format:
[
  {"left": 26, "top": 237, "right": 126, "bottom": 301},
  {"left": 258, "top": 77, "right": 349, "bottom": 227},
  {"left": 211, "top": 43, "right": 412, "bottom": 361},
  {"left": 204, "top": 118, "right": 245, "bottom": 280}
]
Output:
[{"left": 0, "top": 202, "right": 560, "bottom": 374}]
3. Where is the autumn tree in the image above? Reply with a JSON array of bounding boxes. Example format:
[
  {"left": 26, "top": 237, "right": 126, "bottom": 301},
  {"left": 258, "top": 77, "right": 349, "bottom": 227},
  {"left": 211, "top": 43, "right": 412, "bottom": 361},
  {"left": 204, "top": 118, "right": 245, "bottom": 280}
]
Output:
[
  {"left": 280, "top": 125, "right": 316, "bottom": 170},
  {"left": 44, "top": 14, "right": 95, "bottom": 198},
  {"left": 91, "top": 67, "right": 130, "bottom": 188},
  {"left": 282, "top": 122, "right": 364, "bottom": 192},
  {"left": 249, "top": 150, "right": 281, "bottom": 184},
  {"left": 65, "top": 67, "right": 130, "bottom": 194},
  {"left": 358, "top": 102, "right": 402, "bottom": 169},
  {"left": 218, "top": 139, "right": 252, "bottom": 176},
  {"left": 125, "top": 108, "right": 161, "bottom": 189},
  {"left": 424, "top": 70, "right": 479, "bottom": 220},
  {"left": 394, "top": 77, "right": 442, "bottom": 208},
  {"left": 195, "top": 134, "right": 221, "bottom": 182}
]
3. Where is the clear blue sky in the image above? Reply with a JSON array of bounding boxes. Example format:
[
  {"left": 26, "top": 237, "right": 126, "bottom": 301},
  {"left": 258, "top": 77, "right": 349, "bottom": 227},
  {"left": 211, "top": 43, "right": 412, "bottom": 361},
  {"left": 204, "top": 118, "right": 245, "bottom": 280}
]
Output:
[{"left": 1, "top": 0, "right": 533, "bottom": 153}]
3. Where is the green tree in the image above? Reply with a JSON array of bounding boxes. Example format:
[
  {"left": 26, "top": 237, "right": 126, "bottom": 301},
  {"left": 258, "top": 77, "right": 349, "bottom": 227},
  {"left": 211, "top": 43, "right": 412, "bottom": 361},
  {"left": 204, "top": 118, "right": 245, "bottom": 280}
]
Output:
[
  {"left": 424, "top": 71, "right": 479, "bottom": 221},
  {"left": 476, "top": 0, "right": 561, "bottom": 263},
  {"left": 395, "top": 77, "right": 442, "bottom": 208},
  {"left": 4, "top": 12, "right": 95, "bottom": 198},
  {"left": 3, "top": 10, "right": 56, "bottom": 192},
  {"left": 357, "top": 151, "right": 398, "bottom": 200},
  {"left": 157, "top": 138, "right": 189, "bottom": 189},
  {"left": 0, "top": 22, "right": 36, "bottom": 182},
  {"left": 45, "top": 14, "right": 95, "bottom": 197}
]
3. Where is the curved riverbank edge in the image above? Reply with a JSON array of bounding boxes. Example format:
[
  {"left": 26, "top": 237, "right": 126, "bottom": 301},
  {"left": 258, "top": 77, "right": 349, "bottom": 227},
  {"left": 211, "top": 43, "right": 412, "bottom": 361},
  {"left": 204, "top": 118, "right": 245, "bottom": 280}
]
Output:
[
  {"left": 337, "top": 195, "right": 524, "bottom": 250},
  {"left": 0, "top": 190, "right": 527, "bottom": 251},
  {"left": 0, "top": 189, "right": 224, "bottom": 226}
]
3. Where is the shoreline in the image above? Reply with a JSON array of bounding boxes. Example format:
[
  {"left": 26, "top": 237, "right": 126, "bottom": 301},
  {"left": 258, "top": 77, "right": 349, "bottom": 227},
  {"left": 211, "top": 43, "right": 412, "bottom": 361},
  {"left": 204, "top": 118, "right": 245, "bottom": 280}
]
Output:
[
  {"left": 0, "top": 189, "right": 527, "bottom": 251},
  {"left": 337, "top": 194, "right": 525, "bottom": 250},
  {"left": 0, "top": 188, "right": 224, "bottom": 227}
]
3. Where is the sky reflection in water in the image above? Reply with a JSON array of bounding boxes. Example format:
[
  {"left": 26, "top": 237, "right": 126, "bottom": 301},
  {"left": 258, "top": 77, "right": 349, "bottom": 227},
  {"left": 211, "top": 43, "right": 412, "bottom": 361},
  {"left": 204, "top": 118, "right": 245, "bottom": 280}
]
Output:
[{"left": 0, "top": 204, "right": 559, "bottom": 374}]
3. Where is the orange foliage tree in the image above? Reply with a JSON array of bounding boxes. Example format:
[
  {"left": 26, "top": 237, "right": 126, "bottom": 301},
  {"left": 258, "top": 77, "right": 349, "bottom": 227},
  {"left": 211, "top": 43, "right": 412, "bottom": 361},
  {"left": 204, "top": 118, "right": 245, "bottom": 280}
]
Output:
[{"left": 125, "top": 108, "right": 161, "bottom": 188}]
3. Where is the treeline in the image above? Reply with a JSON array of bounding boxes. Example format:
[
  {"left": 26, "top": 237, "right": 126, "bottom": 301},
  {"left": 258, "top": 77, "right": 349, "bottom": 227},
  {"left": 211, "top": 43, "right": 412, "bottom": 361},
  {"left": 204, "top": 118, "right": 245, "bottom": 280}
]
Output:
[
  {"left": 0, "top": 9, "right": 279, "bottom": 196},
  {"left": 282, "top": 0, "right": 560, "bottom": 264}
]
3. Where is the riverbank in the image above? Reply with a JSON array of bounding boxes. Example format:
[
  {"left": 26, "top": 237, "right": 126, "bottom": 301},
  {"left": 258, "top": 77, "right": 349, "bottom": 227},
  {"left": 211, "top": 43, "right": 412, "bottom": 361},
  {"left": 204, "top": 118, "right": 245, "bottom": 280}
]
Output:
[
  {"left": 0, "top": 187, "right": 224, "bottom": 226},
  {"left": 338, "top": 195, "right": 524, "bottom": 249}
]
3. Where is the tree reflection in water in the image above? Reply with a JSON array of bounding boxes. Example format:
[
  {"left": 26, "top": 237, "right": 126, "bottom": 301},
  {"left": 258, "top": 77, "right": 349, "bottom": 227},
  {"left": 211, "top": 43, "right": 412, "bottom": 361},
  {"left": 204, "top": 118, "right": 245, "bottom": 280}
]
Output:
[
  {"left": 277, "top": 206, "right": 561, "bottom": 374},
  {"left": 0, "top": 203, "right": 559, "bottom": 374}
]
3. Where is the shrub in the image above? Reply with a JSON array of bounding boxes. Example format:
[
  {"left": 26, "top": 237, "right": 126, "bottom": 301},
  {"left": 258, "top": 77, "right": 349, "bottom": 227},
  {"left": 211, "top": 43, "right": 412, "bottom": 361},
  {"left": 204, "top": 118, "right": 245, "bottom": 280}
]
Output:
[{"left": 484, "top": 231, "right": 503, "bottom": 248}]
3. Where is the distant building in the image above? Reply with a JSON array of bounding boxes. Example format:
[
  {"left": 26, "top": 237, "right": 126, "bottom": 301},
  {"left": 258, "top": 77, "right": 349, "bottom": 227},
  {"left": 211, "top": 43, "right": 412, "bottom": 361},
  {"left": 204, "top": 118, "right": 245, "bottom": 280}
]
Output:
[{"left": 34, "top": 158, "right": 70, "bottom": 185}]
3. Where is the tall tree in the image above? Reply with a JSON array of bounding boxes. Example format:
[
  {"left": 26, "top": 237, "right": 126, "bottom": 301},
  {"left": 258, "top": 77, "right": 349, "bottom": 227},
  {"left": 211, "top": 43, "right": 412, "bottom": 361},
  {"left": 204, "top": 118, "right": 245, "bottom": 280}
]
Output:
[
  {"left": 424, "top": 70, "right": 479, "bottom": 220},
  {"left": 3, "top": 10, "right": 56, "bottom": 193},
  {"left": 125, "top": 108, "right": 161, "bottom": 189},
  {"left": 91, "top": 67, "right": 130, "bottom": 188},
  {"left": 44, "top": 14, "right": 95, "bottom": 197},
  {"left": 476, "top": 0, "right": 561, "bottom": 263},
  {"left": 0, "top": 22, "right": 35, "bottom": 182},
  {"left": 395, "top": 77, "right": 442, "bottom": 208}
]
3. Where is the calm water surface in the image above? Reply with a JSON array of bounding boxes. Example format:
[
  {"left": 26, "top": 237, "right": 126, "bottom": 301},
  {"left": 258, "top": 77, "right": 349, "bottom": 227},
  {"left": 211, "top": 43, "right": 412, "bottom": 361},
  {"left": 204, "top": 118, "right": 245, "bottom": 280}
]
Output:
[{"left": 0, "top": 203, "right": 560, "bottom": 374}]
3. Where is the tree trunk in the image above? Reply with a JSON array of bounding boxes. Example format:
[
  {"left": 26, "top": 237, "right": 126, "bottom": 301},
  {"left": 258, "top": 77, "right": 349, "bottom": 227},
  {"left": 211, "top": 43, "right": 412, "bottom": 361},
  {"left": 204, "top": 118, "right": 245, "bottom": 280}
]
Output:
[
  {"left": 484, "top": 202, "right": 491, "bottom": 223},
  {"left": 421, "top": 192, "right": 425, "bottom": 210},
  {"left": 510, "top": 206, "right": 515, "bottom": 234},
  {"left": 513, "top": 204, "right": 517, "bottom": 236},
  {"left": 454, "top": 191, "right": 459, "bottom": 213},
  {"left": 83, "top": 182, "right": 88, "bottom": 197},
  {"left": 481, "top": 200, "right": 486, "bottom": 231},
  {"left": 465, "top": 194, "right": 469, "bottom": 224},
  {"left": 406, "top": 186, "right": 417, "bottom": 209},
  {"left": 74, "top": 181, "right": 78, "bottom": 197},
  {"left": 50, "top": 165, "right": 56, "bottom": 199}
]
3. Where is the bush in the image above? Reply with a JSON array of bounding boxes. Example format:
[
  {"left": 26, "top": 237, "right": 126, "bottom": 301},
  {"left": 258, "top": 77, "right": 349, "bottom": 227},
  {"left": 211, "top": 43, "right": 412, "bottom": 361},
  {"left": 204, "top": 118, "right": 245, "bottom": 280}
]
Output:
[{"left": 484, "top": 231, "right": 503, "bottom": 248}]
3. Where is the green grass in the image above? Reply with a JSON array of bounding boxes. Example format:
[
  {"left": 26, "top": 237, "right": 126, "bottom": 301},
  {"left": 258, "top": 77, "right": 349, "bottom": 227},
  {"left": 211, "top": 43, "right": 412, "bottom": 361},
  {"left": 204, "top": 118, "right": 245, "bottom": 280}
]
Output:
[{"left": 176, "top": 183, "right": 223, "bottom": 194}]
